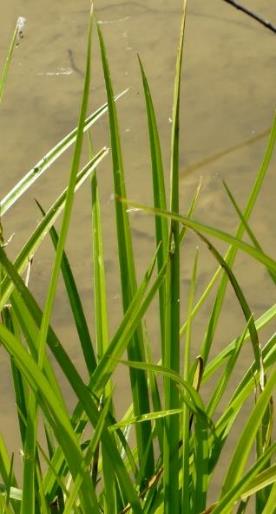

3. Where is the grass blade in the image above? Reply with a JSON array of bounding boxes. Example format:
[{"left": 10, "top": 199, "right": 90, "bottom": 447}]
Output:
[
  {"left": 210, "top": 444, "right": 276, "bottom": 514},
  {"left": 118, "top": 360, "right": 207, "bottom": 418},
  {"left": 0, "top": 436, "right": 19, "bottom": 514},
  {"left": 195, "top": 232, "right": 264, "bottom": 385},
  {"left": 110, "top": 408, "right": 185, "bottom": 431},
  {"left": 241, "top": 464, "right": 276, "bottom": 500},
  {"left": 204, "top": 310, "right": 276, "bottom": 382},
  {"left": 138, "top": 56, "right": 168, "bottom": 348},
  {"left": 199, "top": 113, "right": 276, "bottom": 364},
  {"left": 207, "top": 320, "right": 250, "bottom": 416},
  {"left": 90, "top": 144, "right": 116, "bottom": 512},
  {"left": 63, "top": 397, "right": 112, "bottom": 514},
  {"left": 223, "top": 180, "right": 276, "bottom": 284},
  {"left": 0, "top": 247, "right": 143, "bottom": 513},
  {"left": 222, "top": 370, "right": 276, "bottom": 495},
  {"left": 0, "top": 248, "right": 67, "bottom": 409},
  {"left": 0, "top": 325, "right": 100, "bottom": 513},
  {"left": 0, "top": 93, "right": 125, "bottom": 217},
  {"left": 97, "top": 23, "right": 154, "bottom": 479},
  {"left": 178, "top": 116, "right": 276, "bottom": 350},
  {"left": 209, "top": 337, "right": 275, "bottom": 472},
  {"left": 35, "top": 200, "right": 96, "bottom": 374},
  {"left": 0, "top": 148, "right": 108, "bottom": 311},
  {"left": 36, "top": 3, "right": 93, "bottom": 368},
  {"left": 193, "top": 418, "right": 209, "bottom": 513},
  {"left": 21, "top": 7, "right": 94, "bottom": 513},
  {"left": 182, "top": 249, "right": 199, "bottom": 512},
  {"left": 144, "top": 329, "right": 164, "bottom": 453},
  {"left": 262, "top": 482, "right": 276, "bottom": 514},
  {"left": 2, "top": 307, "right": 28, "bottom": 446},
  {"left": 0, "top": 18, "right": 24, "bottom": 104},
  {"left": 120, "top": 199, "right": 276, "bottom": 274},
  {"left": 91, "top": 172, "right": 110, "bottom": 368},
  {"left": 163, "top": 3, "right": 187, "bottom": 511},
  {"left": 91, "top": 253, "right": 166, "bottom": 393}
]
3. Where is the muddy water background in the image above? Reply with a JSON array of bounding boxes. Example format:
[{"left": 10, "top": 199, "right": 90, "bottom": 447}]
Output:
[{"left": 1, "top": 0, "right": 276, "bottom": 496}]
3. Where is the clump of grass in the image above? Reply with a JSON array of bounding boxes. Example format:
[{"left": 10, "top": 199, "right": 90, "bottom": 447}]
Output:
[{"left": 0, "top": 2, "right": 275, "bottom": 513}]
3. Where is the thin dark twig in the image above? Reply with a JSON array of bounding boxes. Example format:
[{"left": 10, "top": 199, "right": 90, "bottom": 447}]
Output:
[{"left": 223, "top": 0, "right": 276, "bottom": 34}]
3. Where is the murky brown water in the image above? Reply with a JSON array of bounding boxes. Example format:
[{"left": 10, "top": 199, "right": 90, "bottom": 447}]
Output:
[{"left": 1, "top": 0, "right": 275, "bottom": 496}]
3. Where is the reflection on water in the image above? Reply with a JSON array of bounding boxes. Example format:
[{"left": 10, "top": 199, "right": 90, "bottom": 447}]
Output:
[{"left": 0, "top": 0, "right": 275, "bottom": 492}]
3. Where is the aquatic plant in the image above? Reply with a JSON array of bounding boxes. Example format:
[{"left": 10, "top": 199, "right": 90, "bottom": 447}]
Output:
[{"left": 0, "top": 3, "right": 275, "bottom": 513}]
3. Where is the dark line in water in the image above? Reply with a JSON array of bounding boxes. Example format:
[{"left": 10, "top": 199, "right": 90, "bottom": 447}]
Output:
[
  {"left": 67, "top": 48, "right": 84, "bottom": 77},
  {"left": 93, "top": 2, "right": 258, "bottom": 31},
  {"left": 132, "top": 227, "right": 154, "bottom": 242},
  {"left": 95, "top": 2, "right": 179, "bottom": 15},
  {"left": 181, "top": 128, "right": 270, "bottom": 179}
]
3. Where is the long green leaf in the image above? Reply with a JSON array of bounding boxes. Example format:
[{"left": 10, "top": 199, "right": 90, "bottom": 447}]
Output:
[
  {"left": 196, "top": 232, "right": 264, "bottom": 383},
  {"left": 91, "top": 172, "right": 109, "bottom": 365},
  {"left": 193, "top": 418, "right": 209, "bottom": 513},
  {"left": 213, "top": 370, "right": 273, "bottom": 451},
  {"left": 120, "top": 199, "right": 276, "bottom": 274},
  {"left": 199, "top": 113, "right": 276, "bottom": 366},
  {"left": 110, "top": 408, "right": 185, "bottom": 431},
  {"left": 0, "top": 247, "right": 67, "bottom": 412},
  {"left": 91, "top": 253, "right": 166, "bottom": 393},
  {"left": 2, "top": 307, "right": 28, "bottom": 447},
  {"left": 182, "top": 249, "right": 199, "bottom": 512},
  {"left": 117, "top": 359, "right": 209, "bottom": 421},
  {"left": 163, "top": 3, "right": 187, "bottom": 511},
  {"left": 207, "top": 320, "right": 250, "bottom": 416},
  {"left": 241, "top": 464, "right": 276, "bottom": 500},
  {"left": 210, "top": 444, "right": 276, "bottom": 514},
  {"left": 262, "top": 482, "right": 276, "bottom": 514},
  {"left": 222, "top": 370, "right": 276, "bottom": 494},
  {"left": 138, "top": 56, "right": 168, "bottom": 349},
  {"left": 0, "top": 148, "right": 108, "bottom": 311},
  {"left": 36, "top": 200, "right": 96, "bottom": 374},
  {"left": 0, "top": 93, "right": 125, "bottom": 217},
  {"left": 0, "top": 18, "right": 24, "bottom": 104},
  {"left": 37, "top": 3, "right": 93, "bottom": 369},
  {"left": 0, "top": 325, "right": 100, "bottom": 513},
  {"left": 63, "top": 397, "right": 112, "bottom": 514},
  {"left": 0, "top": 435, "right": 19, "bottom": 514},
  {"left": 204, "top": 310, "right": 276, "bottom": 382},
  {"left": 223, "top": 180, "right": 276, "bottom": 285},
  {"left": 90, "top": 145, "right": 115, "bottom": 513},
  {"left": 21, "top": 8, "right": 94, "bottom": 513},
  {"left": 97, "top": 22, "right": 154, "bottom": 479},
  {"left": 0, "top": 247, "right": 143, "bottom": 513},
  {"left": 178, "top": 116, "right": 276, "bottom": 346}
]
